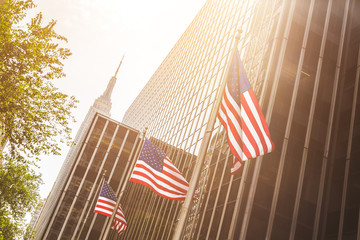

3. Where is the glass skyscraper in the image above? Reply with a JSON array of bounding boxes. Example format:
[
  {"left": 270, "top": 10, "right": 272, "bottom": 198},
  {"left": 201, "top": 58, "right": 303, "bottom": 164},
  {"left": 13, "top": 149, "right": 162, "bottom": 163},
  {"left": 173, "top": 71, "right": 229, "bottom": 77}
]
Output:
[{"left": 121, "top": 0, "right": 360, "bottom": 239}]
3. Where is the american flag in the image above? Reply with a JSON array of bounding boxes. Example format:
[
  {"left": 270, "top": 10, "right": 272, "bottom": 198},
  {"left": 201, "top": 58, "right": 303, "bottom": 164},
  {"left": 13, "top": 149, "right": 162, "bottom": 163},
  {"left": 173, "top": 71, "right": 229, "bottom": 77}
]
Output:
[
  {"left": 112, "top": 204, "right": 127, "bottom": 235},
  {"left": 218, "top": 51, "right": 274, "bottom": 174},
  {"left": 94, "top": 181, "right": 127, "bottom": 235},
  {"left": 129, "top": 138, "right": 189, "bottom": 200}
]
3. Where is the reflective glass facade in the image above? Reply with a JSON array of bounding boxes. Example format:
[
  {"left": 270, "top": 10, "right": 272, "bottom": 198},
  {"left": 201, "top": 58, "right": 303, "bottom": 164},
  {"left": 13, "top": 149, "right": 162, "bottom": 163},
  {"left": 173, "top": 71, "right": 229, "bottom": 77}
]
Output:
[{"left": 121, "top": 0, "right": 360, "bottom": 239}]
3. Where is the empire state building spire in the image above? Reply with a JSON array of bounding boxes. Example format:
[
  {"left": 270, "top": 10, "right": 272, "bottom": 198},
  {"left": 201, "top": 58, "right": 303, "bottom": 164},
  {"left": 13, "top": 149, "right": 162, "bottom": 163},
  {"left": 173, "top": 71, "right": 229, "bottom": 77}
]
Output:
[{"left": 93, "top": 55, "right": 124, "bottom": 115}]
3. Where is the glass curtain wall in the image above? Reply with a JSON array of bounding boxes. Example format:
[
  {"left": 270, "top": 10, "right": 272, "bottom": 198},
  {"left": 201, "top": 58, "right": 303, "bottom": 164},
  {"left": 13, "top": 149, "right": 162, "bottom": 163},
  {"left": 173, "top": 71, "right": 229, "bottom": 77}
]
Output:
[
  {"left": 121, "top": 0, "right": 360, "bottom": 239},
  {"left": 121, "top": 0, "right": 279, "bottom": 239}
]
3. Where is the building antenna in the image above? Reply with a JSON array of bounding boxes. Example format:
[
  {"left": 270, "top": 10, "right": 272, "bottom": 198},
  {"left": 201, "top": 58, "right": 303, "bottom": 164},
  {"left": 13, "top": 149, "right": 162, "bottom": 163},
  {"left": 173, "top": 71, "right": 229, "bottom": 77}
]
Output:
[{"left": 114, "top": 54, "right": 125, "bottom": 78}]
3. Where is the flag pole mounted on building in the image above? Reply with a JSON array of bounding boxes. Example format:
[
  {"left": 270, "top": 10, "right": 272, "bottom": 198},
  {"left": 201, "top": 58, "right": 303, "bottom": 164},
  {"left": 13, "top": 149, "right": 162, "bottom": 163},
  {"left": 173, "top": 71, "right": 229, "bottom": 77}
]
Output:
[
  {"left": 76, "top": 170, "right": 107, "bottom": 240},
  {"left": 172, "top": 30, "right": 242, "bottom": 240},
  {"left": 102, "top": 127, "right": 147, "bottom": 240}
]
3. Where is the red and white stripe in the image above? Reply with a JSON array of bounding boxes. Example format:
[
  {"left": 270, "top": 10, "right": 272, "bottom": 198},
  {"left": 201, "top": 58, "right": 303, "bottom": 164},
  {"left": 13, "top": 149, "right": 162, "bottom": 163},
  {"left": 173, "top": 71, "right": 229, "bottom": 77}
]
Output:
[
  {"left": 113, "top": 220, "right": 127, "bottom": 235},
  {"left": 95, "top": 189, "right": 127, "bottom": 235},
  {"left": 130, "top": 157, "right": 189, "bottom": 200},
  {"left": 94, "top": 196, "right": 116, "bottom": 217},
  {"left": 218, "top": 87, "right": 274, "bottom": 174},
  {"left": 112, "top": 205, "right": 127, "bottom": 235}
]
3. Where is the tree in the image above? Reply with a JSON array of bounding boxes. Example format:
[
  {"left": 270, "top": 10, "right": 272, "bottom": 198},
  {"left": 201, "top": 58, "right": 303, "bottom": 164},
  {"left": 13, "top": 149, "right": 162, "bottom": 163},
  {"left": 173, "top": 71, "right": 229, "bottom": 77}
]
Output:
[
  {"left": 0, "top": 154, "right": 41, "bottom": 240},
  {"left": 0, "top": 0, "right": 76, "bottom": 159},
  {"left": 0, "top": 0, "right": 77, "bottom": 238}
]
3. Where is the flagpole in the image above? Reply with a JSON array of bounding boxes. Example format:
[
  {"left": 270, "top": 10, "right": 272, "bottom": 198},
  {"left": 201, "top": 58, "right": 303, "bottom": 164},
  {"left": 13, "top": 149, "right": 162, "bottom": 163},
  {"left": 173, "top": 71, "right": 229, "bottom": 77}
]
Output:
[
  {"left": 172, "top": 30, "right": 241, "bottom": 240},
  {"left": 101, "top": 127, "right": 147, "bottom": 240},
  {"left": 76, "top": 170, "right": 106, "bottom": 240}
]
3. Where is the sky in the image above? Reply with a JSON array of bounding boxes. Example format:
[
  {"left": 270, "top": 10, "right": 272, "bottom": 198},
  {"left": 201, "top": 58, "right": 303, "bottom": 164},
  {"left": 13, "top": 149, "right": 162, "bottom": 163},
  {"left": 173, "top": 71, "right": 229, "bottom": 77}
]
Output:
[{"left": 31, "top": 0, "right": 206, "bottom": 199}]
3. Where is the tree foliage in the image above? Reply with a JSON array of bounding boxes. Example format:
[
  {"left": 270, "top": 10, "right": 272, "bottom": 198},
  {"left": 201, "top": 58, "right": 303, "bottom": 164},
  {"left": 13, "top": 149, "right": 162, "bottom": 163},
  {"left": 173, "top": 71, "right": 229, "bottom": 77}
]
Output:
[
  {"left": 0, "top": 154, "right": 41, "bottom": 240},
  {"left": 0, "top": 0, "right": 77, "bottom": 160},
  {"left": 0, "top": 0, "right": 77, "bottom": 238}
]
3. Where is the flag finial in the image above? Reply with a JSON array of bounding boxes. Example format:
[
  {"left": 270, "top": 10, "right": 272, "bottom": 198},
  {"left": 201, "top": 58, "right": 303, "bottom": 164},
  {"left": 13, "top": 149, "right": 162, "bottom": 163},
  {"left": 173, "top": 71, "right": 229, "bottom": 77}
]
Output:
[{"left": 143, "top": 126, "right": 148, "bottom": 137}]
